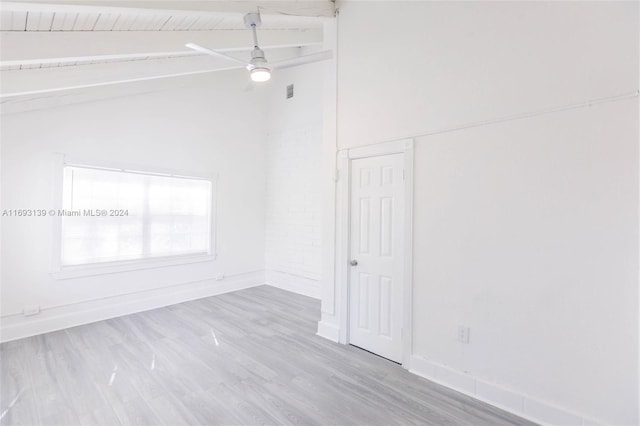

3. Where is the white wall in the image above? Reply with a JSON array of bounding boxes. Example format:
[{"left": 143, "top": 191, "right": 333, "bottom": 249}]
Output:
[
  {"left": 329, "top": 1, "right": 639, "bottom": 425},
  {"left": 0, "top": 71, "right": 269, "bottom": 340},
  {"left": 337, "top": 1, "right": 638, "bottom": 149},
  {"left": 264, "top": 59, "right": 324, "bottom": 299},
  {"left": 414, "top": 98, "right": 638, "bottom": 425}
]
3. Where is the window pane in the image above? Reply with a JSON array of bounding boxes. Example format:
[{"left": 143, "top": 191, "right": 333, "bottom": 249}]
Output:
[
  {"left": 147, "top": 175, "right": 211, "bottom": 257},
  {"left": 61, "top": 166, "right": 212, "bottom": 266}
]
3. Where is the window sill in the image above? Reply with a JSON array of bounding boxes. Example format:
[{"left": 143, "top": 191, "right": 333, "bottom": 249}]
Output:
[{"left": 51, "top": 253, "right": 217, "bottom": 280}]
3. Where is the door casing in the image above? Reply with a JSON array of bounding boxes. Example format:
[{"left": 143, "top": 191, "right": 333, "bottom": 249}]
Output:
[{"left": 335, "top": 138, "right": 414, "bottom": 368}]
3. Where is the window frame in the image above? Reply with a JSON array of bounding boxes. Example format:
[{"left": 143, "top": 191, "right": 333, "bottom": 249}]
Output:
[{"left": 51, "top": 154, "right": 218, "bottom": 279}]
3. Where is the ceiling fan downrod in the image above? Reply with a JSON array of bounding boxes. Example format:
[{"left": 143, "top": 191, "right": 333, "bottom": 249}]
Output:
[
  {"left": 244, "top": 12, "right": 271, "bottom": 82},
  {"left": 250, "top": 22, "right": 259, "bottom": 48}
]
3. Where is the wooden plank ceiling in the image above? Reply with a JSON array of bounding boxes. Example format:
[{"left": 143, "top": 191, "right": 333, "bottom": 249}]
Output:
[
  {"left": 0, "top": 1, "right": 333, "bottom": 101},
  {"left": 0, "top": 6, "right": 328, "bottom": 32}
]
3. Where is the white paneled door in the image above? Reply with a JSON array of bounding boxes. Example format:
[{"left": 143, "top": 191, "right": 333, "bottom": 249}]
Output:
[{"left": 349, "top": 154, "right": 404, "bottom": 363}]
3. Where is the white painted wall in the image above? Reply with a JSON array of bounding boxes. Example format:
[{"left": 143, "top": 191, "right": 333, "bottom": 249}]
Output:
[
  {"left": 0, "top": 70, "right": 269, "bottom": 340},
  {"left": 264, "top": 58, "right": 324, "bottom": 299},
  {"left": 329, "top": 1, "right": 639, "bottom": 424},
  {"left": 337, "top": 1, "right": 638, "bottom": 149}
]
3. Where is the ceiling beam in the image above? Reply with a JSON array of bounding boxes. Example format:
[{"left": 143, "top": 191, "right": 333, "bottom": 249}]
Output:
[
  {"left": 0, "top": 64, "right": 244, "bottom": 99},
  {"left": 0, "top": 28, "right": 323, "bottom": 61},
  {"left": 0, "top": 43, "right": 316, "bottom": 69},
  {"left": 1, "top": 52, "right": 242, "bottom": 96},
  {"left": 1, "top": 1, "right": 336, "bottom": 18},
  {"left": 0, "top": 46, "right": 308, "bottom": 95}
]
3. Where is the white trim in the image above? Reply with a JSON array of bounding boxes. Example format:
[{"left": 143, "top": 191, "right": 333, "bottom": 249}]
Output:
[
  {"left": 410, "top": 355, "right": 605, "bottom": 426},
  {"left": 336, "top": 149, "right": 350, "bottom": 345},
  {"left": 316, "top": 320, "right": 340, "bottom": 342},
  {"left": 50, "top": 154, "right": 219, "bottom": 278},
  {"left": 61, "top": 155, "right": 218, "bottom": 181},
  {"left": 50, "top": 153, "right": 65, "bottom": 275},
  {"left": 346, "top": 138, "right": 413, "bottom": 159},
  {"left": 337, "top": 91, "right": 639, "bottom": 152},
  {"left": 0, "top": 271, "right": 264, "bottom": 343},
  {"left": 319, "top": 18, "right": 338, "bottom": 318},
  {"left": 210, "top": 173, "right": 219, "bottom": 264},
  {"left": 265, "top": 269, "right": 320, "bottom": 299},
  {"left": 334, "top": 138, "right": 415, "bottom": 366},
  {"left": 401, "top": 140, "right": 414, "bottom": 368},
  {"left": 51, "top": 253, "right": 216, "bottom": 280}
]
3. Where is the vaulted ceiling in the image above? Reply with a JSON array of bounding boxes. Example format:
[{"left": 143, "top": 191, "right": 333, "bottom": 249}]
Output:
[{"left": 0, "top": 0, "right": 334, "bottom": 104}]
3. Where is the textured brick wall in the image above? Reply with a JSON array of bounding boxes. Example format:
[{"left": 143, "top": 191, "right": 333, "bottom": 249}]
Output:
[{"left": 265, "top": 125, "right": 322, "bottom": 287}]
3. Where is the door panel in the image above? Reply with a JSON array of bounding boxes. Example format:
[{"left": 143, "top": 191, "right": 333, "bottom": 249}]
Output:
[{"left": 349, "top": 154, "right": 404, "bottom": 362}]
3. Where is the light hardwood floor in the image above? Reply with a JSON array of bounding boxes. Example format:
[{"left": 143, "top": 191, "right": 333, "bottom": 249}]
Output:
[{"left": 1, "top": 286, "right": 536, "bottom": 426}]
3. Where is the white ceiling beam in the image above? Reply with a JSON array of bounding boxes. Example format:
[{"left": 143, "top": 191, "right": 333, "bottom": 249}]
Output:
[
  {"left": 0, "top": 28, "right": 323, "bottom": 61},
  {"left": 0, "top": 42, "right": 317, "bottom": 68},
  {"left": 1, "top": 1, "right": 336, "bottom": 18},
  {"left": 1, "top": 51, "right": 199, "bottom": 68},
  {"left": 1, "top": 52, "right": 239, "bottom": 96},
  {"left": 0, "top": 65, "right": 243, "bottom": 99},
  {"left": 0, "top": 46, "right": 306, "bottom": 96}
]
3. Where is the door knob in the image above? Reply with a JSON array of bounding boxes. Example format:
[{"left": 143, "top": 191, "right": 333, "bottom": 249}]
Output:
[{"left": 350, "top": 259, "right": 358, "bottom": 266}]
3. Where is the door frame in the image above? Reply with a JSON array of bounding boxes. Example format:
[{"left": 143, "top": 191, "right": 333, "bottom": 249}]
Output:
[{"left": 335, "top": 138, "right": 414, "bottom": 368}]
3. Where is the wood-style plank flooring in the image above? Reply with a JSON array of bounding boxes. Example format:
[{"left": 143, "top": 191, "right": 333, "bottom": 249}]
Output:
[{"left": 1, "top": 286, "right": 536, "bottom": 425}]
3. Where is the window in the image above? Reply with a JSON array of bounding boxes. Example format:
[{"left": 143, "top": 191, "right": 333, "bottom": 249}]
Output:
[{"left": 60, "top": 164, "right": 213, "bottom": 267}]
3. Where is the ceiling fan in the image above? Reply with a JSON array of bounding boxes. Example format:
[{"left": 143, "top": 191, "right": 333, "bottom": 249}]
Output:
[{"left": 186, "top": 12, "right": 331, "bottom": 83}]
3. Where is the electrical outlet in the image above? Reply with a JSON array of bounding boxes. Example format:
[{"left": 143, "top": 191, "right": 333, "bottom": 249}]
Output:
[
  {"left": 23, "top": 305, "right": 40, "bottom": 316},
  {"left": 215, "top": 273, "right": 225, "bottom": 281},
  {"left": 457, "top": 326, "right": 470, "bottom": 344}
]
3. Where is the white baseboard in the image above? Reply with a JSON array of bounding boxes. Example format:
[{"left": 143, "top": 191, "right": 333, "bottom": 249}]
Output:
[
  {"left": 265, "top": 269, "right": 320, "bottom": 299},
  {"left": 410, "top": 355, "right": 604, "bottom": 426},
  {"left": 3, "top": 274, "right": 610, "bottom": 426},
  {"left": 0, "top": 271, "right": 264, "bottom": 343},
  {"left": 316, "top": 320, "right": 340, "bottom": 342}
]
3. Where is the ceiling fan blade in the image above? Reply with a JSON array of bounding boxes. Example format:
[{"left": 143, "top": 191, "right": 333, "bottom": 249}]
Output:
[
  {"left": 270, "top": 50, "right": 333, "bottom": 70},
  {"left": 185, "top": 43, "right": 250, "bottom": 67},
  {"left": 0, "top": 66, "right": 245, "bottom": 100}
]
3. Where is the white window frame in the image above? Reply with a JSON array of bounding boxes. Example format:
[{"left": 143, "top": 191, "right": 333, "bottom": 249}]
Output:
[{"left": 50, "top": 154, "right": 218, "bottom": 279}]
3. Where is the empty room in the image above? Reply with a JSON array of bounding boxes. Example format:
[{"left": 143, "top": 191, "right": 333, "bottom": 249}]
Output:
[{"left": 0, "top": 1, "right": 638, "bottom": 425}]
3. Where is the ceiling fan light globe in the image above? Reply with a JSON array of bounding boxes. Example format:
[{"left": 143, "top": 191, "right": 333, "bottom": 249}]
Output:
[{"left": 250, "top": 67, "right": 271, "bottom": 82}]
